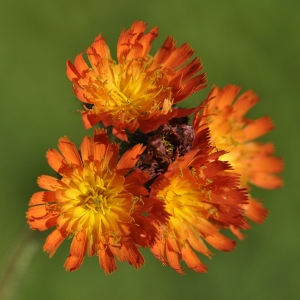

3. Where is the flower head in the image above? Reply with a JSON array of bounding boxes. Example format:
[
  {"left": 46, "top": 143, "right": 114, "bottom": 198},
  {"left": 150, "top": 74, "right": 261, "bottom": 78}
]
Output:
[
  {"left": 66, "top": 21, "right": 207, "bottom": 141},
  {"left": 149, "top": 128, "right": 248, "bottom": 274},
  {"left": 193, "top": 85, "right": 283, "bottom": 234},
  {"left": 26, "top": 129, "right": 161, "bottom": 274}
]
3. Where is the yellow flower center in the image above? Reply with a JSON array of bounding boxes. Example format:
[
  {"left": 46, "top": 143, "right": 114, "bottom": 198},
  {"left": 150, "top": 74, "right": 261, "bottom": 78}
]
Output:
[
  {"left": 81, "top": 183, "right": 108, "bottom": 214},
  {"left": 157, "top": 169, "right": 217, "bottom": 237},
  {"left": 70, "top": 168, "right": 116, "bottom": 214},
  {"left": 59, "top": 163, "right": 131, "bottom": 236},
  {"left": 85, "top": 56, "right": 172, "bottom": 122}
]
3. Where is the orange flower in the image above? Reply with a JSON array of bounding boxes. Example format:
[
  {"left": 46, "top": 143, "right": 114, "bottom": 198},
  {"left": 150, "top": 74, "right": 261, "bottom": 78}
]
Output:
[
  {"left": 194, "top": 85, "right": 283, "bottom": 236},
  {"left": 26, "top": 129, "right": 161, "bottom": 274},
  {"left": 66, "top": 21, "right": 207, "bottom": 141},
  {"left": 149, "top": 128, "right": 248, "bottom": 274}
]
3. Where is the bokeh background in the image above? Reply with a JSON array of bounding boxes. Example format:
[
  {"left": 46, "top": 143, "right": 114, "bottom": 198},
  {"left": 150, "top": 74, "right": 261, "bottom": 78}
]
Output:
[{"left": 0, "top": 0, "right": 299, "bottom": 299}]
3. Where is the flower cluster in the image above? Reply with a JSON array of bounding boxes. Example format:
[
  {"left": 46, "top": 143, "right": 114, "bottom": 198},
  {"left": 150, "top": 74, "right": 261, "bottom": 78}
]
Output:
[{"left": 27, "top": 21, "right": 283, "bottom": 274}]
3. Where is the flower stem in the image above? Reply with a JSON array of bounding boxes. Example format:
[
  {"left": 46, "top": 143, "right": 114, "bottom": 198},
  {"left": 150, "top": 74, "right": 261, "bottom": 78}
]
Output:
[{"left": 0, "top": 229, "right": 39, "bottom": 300}]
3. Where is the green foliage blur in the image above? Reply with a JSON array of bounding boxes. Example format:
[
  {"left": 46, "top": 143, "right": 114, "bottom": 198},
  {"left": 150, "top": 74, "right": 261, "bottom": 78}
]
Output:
[{"left": 0, "top": 0, "right": 299, "bottom": 299}]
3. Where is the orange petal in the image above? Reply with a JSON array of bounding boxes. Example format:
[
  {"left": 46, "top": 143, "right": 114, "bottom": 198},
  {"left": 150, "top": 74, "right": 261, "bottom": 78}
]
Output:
[
  {"left": 81, "top": 128, "right": 111, "bottom": 165},
  {"left": 92, "top": 34, "right": 111, "bottom": 59},
  {"left": 74, "top": 54, "right": 89, "bottom": 75},
  {"left": 81, "top": 111, "right": 102, "bottom": 129},
  {"left": 150, "top": 240, "right": 168, "bottom": 265},
  {"left": 73, "top": 85, "right": 89, "bottom": 103},
  {"left": 250, "top": 172, "right": 283, "bottom": 189},
  {"left": 86, "top": 38, "right": 104, "bottom": 70},
  {"left": 125, "top": 169, "right": 150, "bottom": 187},
  {"left": 109, "top": 243, "right": 144, "bottom": 270},
  {"left": 46, "top": 149, "right": 64, "bottom": 173},
  {"left": 105, "top": 143, "right": 119, "bottom": 171},
  {"left": 166, "top": 242, "right": 185, "bottom": 275},
  {"left": 233, "top": 90, "right": 259, "bottom": 117},
  {"left": 66, "top": 60, "right": 81, "bottom": 81},
  {"left": 123, "top": 244, "right": 145, "bottom": 269},
  {"left": 29, "top": 191, "right": 57, "bottom": 205},
  {"left": 153, "top": 36, "right": 175, "bottom": 65},
  {"left": 80, "top": 135, "right": 93, "bottom": 163},
  {"left": 130, "top": 215, "right": 157, "bottom": 247},
  {"left": 117, "top": 21, "right": 148, "bottom": 61},
  {"left": 99, "top": 242, "right": 118, "bottom": 275},
  {"left": 181, "top": 57, "right": 204, "bottom": 80},
  {"left": 163, "top": 42, "right": 194, "bottom": 70},
  {"left": 166, "top": 241, "right": 185, "bottom": 275},
  {"left": 205, "top": 232, "right": 236, "bottom": 252},
  {"left": 243, "top": 116, "right": 274, "bottom": 141},
  {"left": 187, "top": 228, "right": 212, "bottom": 257},
  {"left": 229, "top": 225, "right": 247, "bottom": 240},
  {"left": 111, "top": 127, "right": 129, "bottom": 142},
  {"left": 182, "top": 244, "right": 208, "bottom": 273},
  {"left": 138, "top": 26, "right": 159, "bottom": 57},
  {"left": 173, "top": 74, "right": 207, "bottom": 103},
  {"left": 244, "top": 197, "right": 268, "bottom": 224},
  {"left": 28, "top": 216, "right": 58, "bottom": 231},
  {"left": 64, "top": 230, "right": 87, "bottom": 271},
  {"left": 26, "top": 206, "right": 58, "bottom": 231},
  {"left": 259, "top": 142, "right": 275, "bottom": 155},
  {"left": 116, "top": 144, "right": 145, "bottom": 175},
  {"left": 250, "top": 156, "right": 283, "bottom": 173},
  {"left": 44, "top": 229, "right": 66, "bottom": 258},
  {"left": 27, "top": 205, "right": 48, "bottom": 218},
  {"left": 37, "top": 175, "right": 65, "bottom": 191},
  {"left": 167, "top": 237, "right": 180, "bottom": 253},
  {"left": 216, "top": 85, "right": 241, "bottom": 110},
  {"left": 46, "top": 149, "right": 73, "bottom": 175},
  {"left": 93, "top": 128, "right": 110, "bottom": 148},
  {"left": 58, "top": 137, "right": 82, "bottom": 167},
  {"left": 194, "top": 218, "right": 219, "bottom": 237}
]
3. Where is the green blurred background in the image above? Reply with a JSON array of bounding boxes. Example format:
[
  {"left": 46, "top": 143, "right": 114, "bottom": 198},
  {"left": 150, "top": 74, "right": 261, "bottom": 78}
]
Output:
[{"left": 0, "top": 0, "right": 299, "bottom": 299}]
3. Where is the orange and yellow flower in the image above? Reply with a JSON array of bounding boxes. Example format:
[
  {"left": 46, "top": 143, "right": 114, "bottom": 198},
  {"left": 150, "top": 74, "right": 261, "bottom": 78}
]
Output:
[
  {"left": 26, "top": 129, "right": 162, "bottom": 274},
  {"left": 149, "top": 128, "right": 248, "bottom": 274},
  {"left": 193, "top": 85, "right": 283, "bottom": 236},
  {"left": 66, "top": 21, "right": 207, "bottom": 141}
]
